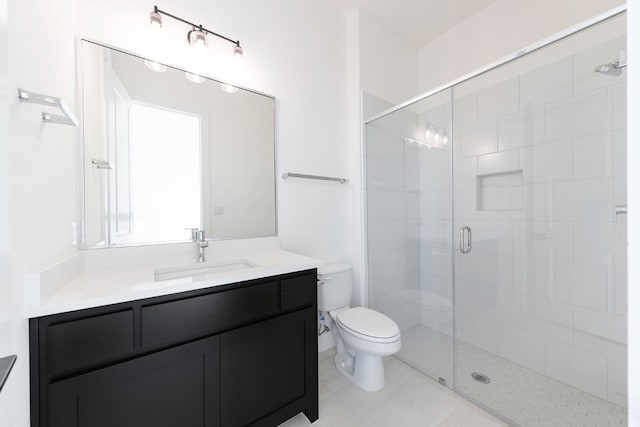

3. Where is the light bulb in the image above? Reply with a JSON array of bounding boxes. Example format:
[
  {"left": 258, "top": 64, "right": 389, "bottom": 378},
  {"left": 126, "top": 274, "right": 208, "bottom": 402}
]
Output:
[
  {"left": 188, "top": 29, "right": 207, "bottom": 49},
  {"left": 144, "top": 60, "right": 167, "bottom": 72},
  {"left": 220, "top": 83, "right": 238, "bottom": 94},
  {"left": 233, "top": 45, "right": 243, "bottom": 61},
  {"left": 425, "top": 127, "right": 432, "bottom": 139},
  {"left": 185, "top": 72, "right": 205, "bottom": 84},
  {"left": 149, "top": 11, "right": 162, "bottom": 29},
  {"left": 443, "top": 134, "right": 449, "bottom": 145}
]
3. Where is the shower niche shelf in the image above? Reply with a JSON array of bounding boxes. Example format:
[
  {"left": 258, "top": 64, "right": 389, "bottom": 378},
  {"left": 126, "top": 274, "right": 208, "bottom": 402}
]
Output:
[{"left": 476, "top": 170, "right": 523, "bottom": 211}]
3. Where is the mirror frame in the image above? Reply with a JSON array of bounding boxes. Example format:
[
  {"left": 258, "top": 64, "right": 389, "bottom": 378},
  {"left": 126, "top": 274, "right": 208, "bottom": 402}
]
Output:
[{"left": 75, "top": 37, "right": 278, "bottom": 249}]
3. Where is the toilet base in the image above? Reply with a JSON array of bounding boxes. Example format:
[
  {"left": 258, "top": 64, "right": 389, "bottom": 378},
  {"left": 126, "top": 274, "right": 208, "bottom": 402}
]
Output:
[{"left": 334, "top": 350, "right": 385, "bottom": 392}]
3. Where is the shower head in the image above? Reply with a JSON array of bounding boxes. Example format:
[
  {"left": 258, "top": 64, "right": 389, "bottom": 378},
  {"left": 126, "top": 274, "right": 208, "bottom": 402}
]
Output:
[
  {"left": 594, "top": 49, "right": 627, "bottom": 77},
  {"left": 594, "top": 61, "right": 623, "bottom": 76}
]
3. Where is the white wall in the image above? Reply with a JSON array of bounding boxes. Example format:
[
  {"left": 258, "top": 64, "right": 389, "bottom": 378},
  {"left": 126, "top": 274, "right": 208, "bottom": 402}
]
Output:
[
  {"left": 6, "top": 0, "right": 78, "bottom": 424},
  {"left": 627, "top": 0, "right": 639, "bottom": 424},
  {"left": 359, "top": 10, "right": 418, "bottom": 110},
  {"left": 417, "top": 0, "right": 625, "bottom": 92},
  {"left": 0, "top": 0, "right": 12, "bottom": 417}
]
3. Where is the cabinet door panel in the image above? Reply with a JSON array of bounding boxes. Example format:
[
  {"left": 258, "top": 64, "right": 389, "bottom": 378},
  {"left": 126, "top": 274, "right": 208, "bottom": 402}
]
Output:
[
  {"left": 221, "top": 308, "right": 317, "bottom": 426},
  {"left": 48, "top": 336, "right": 220, "bottom": 427}
]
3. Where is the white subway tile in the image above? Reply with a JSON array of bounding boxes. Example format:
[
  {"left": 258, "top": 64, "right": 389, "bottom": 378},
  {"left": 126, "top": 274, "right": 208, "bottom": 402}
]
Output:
[
  {"left": 521, "top": 297, "right": 573, "bottom": 328},
  {"left": 521, "top": 221, "right": 573, "bottom": 262},
  {"left": 460, "top": 122, "right": 498, "bottom": 158},
  {"left": 367, "top": 157, "right": 406, "bottom": 189},
  {"left": 478, "top": 78, "right": 519, "bottom": 122},
  {"left": 574, "top": 306, "right": 627, "bottom": 343},
  {"left": 502, "top": 185, "right": 524, "bottom": 210},
  {"left": 498, "top": 107, "right": 546, "bottom": 151},
  {"left": 512, "top": 257, "right": 550, "bottom": 299},
  {"left": 612, "top": 130, "right": 627, "bottom": 176},
  {"left": 572, "top": 178, "right": 611, "bottom": 222},
  {"left": 519, "top": 314, "right": 574, "bottom": 345},
  {"left": 573, "top": 330, "right": 626, "bottom": 359},
  {"left": 549, "top": 139, "right": 573, "bottom": 182},
  {"left": 455, "top": 251, "right": 499, "bottom": 289},
  {"left": 522, "top": 183, "right": 547, "bottom": 221},
  {"left": 480, "top": 186, "right": 503, "bottom": 211},
  {"left": 454, "top": 188, "right": 477, "bottom": 219},
  {"left": 367, "top": 189, "right": 405, "bottom": 221},
  {"left": 452, "top": 93, "right": 477, "bottom": 129},
  {"left": 572, "top": 132, "right": 612, "bottom": 179},
  {"left": 611, "top": 82, "right": 627, "bottom": 131},
  {"left": 366, "top": 126, "right": 404, "bottom": 163},
  {"left": 614, "top": 222, "right": 627, "bottom": 269},
  {"left": 607, "top": 351, "right": 628, "bottom": 407},
  {"left": 549, "top": 181, "right": 573, "bottom": 221},
  {"left": 367, "top": 220, "right": 407, "bottom": 253},
  {"left": 547, "top": 90, "right": 609, "bottom": 141},
  {"left": 520, "top": 144, "right": 550, "bottom": 184},
  {"left": 573, "top": 222, "right": 614, "bottom": 266},
  {"left": 478, "top": 150, "right": 520, "bottom": 175},
  {"left": 499, "top": 324, "right": 546, "bottom": 374},
  {"left": 553, "top": 262, "right": 608, "bottom": 311},
  {"left": 546, "top": 341, "right": 608, "bottom": 400},
  {"left": 420, "top": 161, "right": 448, "bottom": 192},
  {"left": 613, "top": 268, "right": 627, "bottom": 316},
  {"left": 520, "top": 57, "right": 573, "bottom": 109},
  {"left": 454, "top": 157, "right": 477, "bottom": 189}
]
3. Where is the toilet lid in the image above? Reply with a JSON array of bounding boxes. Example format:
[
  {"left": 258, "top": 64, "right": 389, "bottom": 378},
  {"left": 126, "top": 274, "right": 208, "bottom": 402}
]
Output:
[{"left": 336, "top": 307, "right": 400, "bottom": 339}]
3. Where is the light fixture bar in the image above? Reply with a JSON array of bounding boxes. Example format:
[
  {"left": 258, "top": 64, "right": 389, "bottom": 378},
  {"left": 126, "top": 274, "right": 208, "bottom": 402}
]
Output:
[{"left": 152, "top": 5, "right": 242, "bottom": 49}]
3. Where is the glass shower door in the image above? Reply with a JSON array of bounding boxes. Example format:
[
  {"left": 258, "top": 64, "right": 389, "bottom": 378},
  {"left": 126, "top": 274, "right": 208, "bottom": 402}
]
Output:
[
  {"left": 365, "top": 89, "right": 455, "bottom": 387},
  {"left": 452, "top": 12, "right": 627, "bottom": 426}
]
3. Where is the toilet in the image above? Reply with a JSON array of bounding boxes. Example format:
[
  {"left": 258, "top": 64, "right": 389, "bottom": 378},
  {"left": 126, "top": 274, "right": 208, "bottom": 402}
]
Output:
[{"left": 318, "top": 263, "right": 401, "bottom": 392}]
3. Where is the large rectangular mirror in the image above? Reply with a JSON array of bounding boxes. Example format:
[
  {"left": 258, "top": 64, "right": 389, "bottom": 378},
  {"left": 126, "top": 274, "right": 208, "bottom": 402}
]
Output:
[{"left": 78, "top": 40, "right": 276, "bottom": 248}]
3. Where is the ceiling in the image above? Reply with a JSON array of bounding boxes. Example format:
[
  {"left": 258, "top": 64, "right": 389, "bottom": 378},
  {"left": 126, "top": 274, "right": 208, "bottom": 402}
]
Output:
[{"left": 324, "top": 0, "right": 497, "bottom": 47}]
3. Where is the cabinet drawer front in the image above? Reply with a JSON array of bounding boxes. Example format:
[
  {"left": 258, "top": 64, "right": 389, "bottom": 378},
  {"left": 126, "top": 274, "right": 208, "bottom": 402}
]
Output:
[
  {"left": 280, "top": 273, "right": 316, "bottom": 311},
  {"left": 47, "top": 310, "right": 134, "bottom": 375},
  {"left": 141, "top": 280, "right": 279, "bottom": 348}
]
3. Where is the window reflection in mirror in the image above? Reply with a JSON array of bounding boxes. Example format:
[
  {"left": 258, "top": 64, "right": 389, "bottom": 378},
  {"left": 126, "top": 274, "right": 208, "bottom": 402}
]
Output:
[{"left": 79, "top": 40, "right": 276, "bottom": 248}]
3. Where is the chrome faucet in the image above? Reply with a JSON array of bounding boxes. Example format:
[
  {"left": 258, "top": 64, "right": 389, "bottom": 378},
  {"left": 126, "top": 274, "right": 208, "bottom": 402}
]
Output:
[{"left": 186, "top": 228, "right": 209, "bottom": 263}]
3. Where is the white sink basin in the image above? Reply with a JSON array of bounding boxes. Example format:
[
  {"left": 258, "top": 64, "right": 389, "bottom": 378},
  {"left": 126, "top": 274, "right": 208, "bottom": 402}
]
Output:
[{"left": 154, "top": 259, "right": 258, "bottom": 281}]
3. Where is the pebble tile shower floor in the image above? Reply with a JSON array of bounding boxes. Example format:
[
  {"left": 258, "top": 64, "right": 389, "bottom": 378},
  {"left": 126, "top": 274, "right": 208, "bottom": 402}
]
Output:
[{"left": 397, "top": 325, "right": 627, "bottom": 426}]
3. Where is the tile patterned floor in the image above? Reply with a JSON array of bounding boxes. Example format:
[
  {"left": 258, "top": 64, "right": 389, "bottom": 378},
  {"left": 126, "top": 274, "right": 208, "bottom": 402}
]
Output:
[
  {"left": 279, "top": 350, "right": 508, "bottom": 427},
  {"left": 396, "top": 325, "right": 628, "bottom": 427}
]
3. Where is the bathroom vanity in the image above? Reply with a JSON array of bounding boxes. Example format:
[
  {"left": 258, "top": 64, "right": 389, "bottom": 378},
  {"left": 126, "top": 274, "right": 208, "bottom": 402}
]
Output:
[{"left": 27, "top": 248, "right": 320, "bottom": 427}]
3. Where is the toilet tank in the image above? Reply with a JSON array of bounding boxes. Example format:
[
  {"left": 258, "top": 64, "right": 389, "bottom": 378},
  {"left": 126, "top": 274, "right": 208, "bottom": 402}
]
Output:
[{"left": 317, "top": 263, "right": 353, "bottom": 312}]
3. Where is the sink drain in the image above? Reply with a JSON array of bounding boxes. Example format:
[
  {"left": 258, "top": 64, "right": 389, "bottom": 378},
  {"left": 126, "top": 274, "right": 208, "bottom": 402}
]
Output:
[{"left": 471, "top": 372, "right": 491, "bottom": 384}]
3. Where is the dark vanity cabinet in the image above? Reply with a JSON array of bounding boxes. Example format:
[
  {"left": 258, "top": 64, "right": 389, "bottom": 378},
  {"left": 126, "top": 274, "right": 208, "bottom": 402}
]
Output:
[{"left": 30, "top": 269, "right": 318, "bottom": 427}]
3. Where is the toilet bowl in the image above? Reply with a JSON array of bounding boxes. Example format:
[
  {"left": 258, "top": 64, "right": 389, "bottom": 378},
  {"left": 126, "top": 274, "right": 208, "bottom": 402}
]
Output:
[{"left": 318, "top": 263, "right": 401, "bottom": 392}]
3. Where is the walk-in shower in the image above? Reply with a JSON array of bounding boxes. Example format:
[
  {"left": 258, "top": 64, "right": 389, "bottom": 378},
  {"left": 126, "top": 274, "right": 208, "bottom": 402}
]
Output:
[{"left": 364, "top": 8, "right": 627, "bottom": 427}]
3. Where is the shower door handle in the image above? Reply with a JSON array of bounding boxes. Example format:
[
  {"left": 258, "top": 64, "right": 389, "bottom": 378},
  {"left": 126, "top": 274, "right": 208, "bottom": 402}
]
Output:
[{"left": 460, "top": 226, "right": 472, "bottom": 254}]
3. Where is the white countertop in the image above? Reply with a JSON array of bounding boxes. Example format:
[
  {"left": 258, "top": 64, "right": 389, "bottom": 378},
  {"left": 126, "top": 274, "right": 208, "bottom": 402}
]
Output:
[{"left": 24, "top": 239, "right": 323, "bottom": 318}]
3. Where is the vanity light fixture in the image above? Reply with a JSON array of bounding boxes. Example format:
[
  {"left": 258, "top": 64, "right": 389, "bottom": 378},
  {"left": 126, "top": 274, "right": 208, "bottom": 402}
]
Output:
[
  {"left": 149, "top": 5, "right": 244, "bottom": 60},
  {"left": 144, "top": 59, "right": 167, "bottom": 72},
  {"left": 185, "top": 72, "right": 205, "bottom": 84}
]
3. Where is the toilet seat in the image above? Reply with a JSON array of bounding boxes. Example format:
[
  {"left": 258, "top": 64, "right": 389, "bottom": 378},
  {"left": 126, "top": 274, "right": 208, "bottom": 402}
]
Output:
[{"left": 336, "top": 307, "right": 400, "bottom": 343}]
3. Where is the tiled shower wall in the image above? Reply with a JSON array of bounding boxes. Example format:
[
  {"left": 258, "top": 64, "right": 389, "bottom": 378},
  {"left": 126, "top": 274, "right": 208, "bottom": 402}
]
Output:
[{"left": 448, "top": 36, "right": 627, "bottom": 407}]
